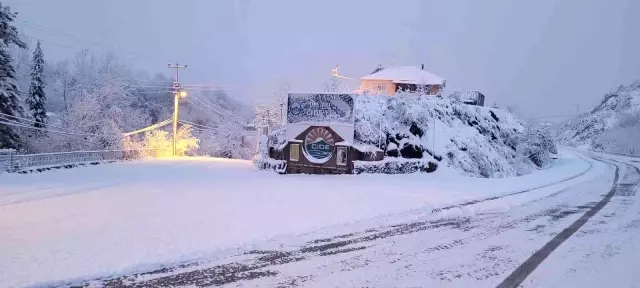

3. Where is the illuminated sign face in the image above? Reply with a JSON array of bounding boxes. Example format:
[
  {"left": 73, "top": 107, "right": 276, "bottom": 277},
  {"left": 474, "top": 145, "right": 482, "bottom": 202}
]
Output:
[{"left": 303, "top": 127, "right": 335, "bottom": 163}]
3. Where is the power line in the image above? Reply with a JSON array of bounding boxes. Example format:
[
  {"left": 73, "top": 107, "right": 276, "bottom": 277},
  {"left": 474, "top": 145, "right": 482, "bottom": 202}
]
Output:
[
  {"left": 0, "top": 120, "right": 99, "bottom": 137},
  {"left": 178, "top": 120, "right": 217, "bottom": 130},
  {"left": 185, "top": 87, "right": 227, "bottom": 91},
  {"left": 0, "top": 112, "right": 98, "bottom": 134},
  {"left": 135, "top": 91, "right": 174, "bottom": 94},
  {"left": 17, "top": 19, "right": 170, "bottom": 64},
  {"left": 190, "top": 94, "right": 232, "bottom": 117},
  {"left": 183, "top": 84, "right": 226, "bottom": 88},
  {"left": 183, "top": 98, "right": 214, "bottom": 115},
  {"left": 122, "top": 118, "right": 173, "bottom": 137},
  {"left": 188, "top": 96, "right": 227, "bottom": 117},
  {"left": 126, "top": 85, "right": 174, "bottom": 88}
]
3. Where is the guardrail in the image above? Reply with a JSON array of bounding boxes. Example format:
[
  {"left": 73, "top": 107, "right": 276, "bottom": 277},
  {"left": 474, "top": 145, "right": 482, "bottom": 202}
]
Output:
[{"left": 0, "top": 149, "right": 156, "bottom": 173}]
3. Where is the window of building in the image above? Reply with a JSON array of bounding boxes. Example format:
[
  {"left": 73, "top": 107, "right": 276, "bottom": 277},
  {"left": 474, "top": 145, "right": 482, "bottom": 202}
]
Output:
[
  {"left": 376, "top": 84, "right": 386, "bottom": 92},
  {"left": 336, "top": 147, "right": 347, "bottom": 166},
  {"left": 290, "top": 144, "right": 300, "bottom": 162}
]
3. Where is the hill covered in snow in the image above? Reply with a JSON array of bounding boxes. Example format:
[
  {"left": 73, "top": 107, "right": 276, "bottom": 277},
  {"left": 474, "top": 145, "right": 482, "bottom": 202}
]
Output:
[
  {"left": 557, "top": 81, "right": 640, "bottom": 155},
  {"left": 354, "top": 95, "right": 554, "bottom": 177}
]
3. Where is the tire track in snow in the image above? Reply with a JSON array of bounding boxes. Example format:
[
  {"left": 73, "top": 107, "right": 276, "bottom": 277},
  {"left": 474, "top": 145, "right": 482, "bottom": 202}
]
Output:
[
  {"left": 432, "top": 155, "right": 594, "bottom": 213},
  {"left": 59, "top": 156, "right": 599, "bottom": 288},
  {"left": 496, "top": 155, "right": 638, "bottom": 288}
]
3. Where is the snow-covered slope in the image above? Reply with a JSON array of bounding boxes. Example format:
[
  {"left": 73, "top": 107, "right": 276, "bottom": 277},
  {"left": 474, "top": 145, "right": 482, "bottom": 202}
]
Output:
[
  {"left": 557, "top": 81, "right": 640, "bottom": 155},
  {"left": 355, "top": 95, "right": 535, "bottom": 177}
]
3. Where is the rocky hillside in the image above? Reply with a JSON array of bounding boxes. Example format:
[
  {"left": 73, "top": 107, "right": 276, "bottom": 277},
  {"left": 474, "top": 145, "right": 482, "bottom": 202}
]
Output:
[
  {"left": 354, "top": 95, "right": 551, "bottom": 177},
  {"left": 557, "top": 81, "right": 640, "bottom": 155}
]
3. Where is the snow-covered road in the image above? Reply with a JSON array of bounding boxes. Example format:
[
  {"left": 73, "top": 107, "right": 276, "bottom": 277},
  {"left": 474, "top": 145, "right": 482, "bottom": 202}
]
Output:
[{"left": 0, "top": 150, "right": 637, "bottom": 287}]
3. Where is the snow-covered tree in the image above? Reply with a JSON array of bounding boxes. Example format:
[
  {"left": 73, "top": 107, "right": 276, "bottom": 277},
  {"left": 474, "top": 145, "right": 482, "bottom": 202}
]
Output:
[
  {"left": 516, "top": 124, "right": 557, "bottom": 167},
  {"left": 198, "top": 121, "right": 253, "bottom": 159},
  {"left": 26, "top": 41, "right": 47, "bottom": 130},
  {"left": 137, "top": 124, "right": 199, "bottom": 157},
  {"left": 253, "top": 81, "right": 289, "bottom": 130},
  {"left": 41, "top": 51, "right": 150, "bottom": 152},
  {"left": 49, "top": 60, "right": 71, "bottom": 112},
  {"left": 0, "top": 3, "right": 27, "bottom": 149},
  {"left": 324, "top": 76, "right": 345, "bottom": 93}
]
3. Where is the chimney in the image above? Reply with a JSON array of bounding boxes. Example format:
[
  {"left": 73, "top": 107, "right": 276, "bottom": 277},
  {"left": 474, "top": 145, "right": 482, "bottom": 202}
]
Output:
[{"left": 421, "top": 64, "right": 424, "bottom": 70}]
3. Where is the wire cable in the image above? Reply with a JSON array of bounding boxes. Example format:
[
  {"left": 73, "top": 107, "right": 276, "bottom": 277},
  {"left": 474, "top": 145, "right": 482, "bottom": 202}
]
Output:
[
  {"left": 178, "top": 120, "right": 217, "bottom": 130},
  {"left": 184, "top": 98, "right": 216, "bottom": 115},
  {"left": 122, "top": 118, "right": 173, "bottom": 137},
  {"left": 17, "top": 19, "right": 169, "bottom": 64},
  {"left": 190, "top": 95, "right": 234, "bottom": 117},
  {"left": 0, "top": 120, "right": 99, "bottom": 137},
  {"left": 0, "top": 112, "right": 101, "bottom": 134}
]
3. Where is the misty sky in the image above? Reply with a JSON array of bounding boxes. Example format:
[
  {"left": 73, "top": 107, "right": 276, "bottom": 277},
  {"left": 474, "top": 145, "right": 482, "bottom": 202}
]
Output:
[{"left": 5, "top": 0, "right": 639, "bottom": 118}]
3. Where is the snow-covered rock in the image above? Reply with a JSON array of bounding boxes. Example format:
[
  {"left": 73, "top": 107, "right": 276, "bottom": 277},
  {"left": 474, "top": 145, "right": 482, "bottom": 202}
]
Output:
[
  {"left": 557, "top": 81, "right": 640, "bottom": 155},
  {"left": 355, "top": 95, "right": 532, "bottom": 177}
]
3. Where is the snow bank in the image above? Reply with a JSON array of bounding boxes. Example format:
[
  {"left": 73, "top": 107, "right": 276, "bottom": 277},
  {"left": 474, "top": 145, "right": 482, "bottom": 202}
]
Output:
[{"left": 558, "top": 81, "right": 640, "bottom": 155}]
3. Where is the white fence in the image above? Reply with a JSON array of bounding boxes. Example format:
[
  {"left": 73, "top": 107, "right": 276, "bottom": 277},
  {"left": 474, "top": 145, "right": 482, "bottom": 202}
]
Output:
[{"left": 0, "top": 149, "right": 155, "bottom": 173}]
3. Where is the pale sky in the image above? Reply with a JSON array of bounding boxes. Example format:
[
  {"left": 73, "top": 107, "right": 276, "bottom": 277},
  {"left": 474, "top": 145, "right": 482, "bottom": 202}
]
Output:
[{"left": 5, "top": 0, "right": 639, "bottom": 118}]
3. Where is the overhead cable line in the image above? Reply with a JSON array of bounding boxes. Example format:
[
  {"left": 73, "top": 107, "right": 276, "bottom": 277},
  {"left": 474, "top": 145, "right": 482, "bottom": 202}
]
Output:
[
  {"left": 178, "top": 120, "right": 217, "bottom": 130},
  {"left": 122, "top": 118, "right": 174, "bottom": 137},
  {"left": 0, "top": 120, "right": 99, "bottom": 137}
]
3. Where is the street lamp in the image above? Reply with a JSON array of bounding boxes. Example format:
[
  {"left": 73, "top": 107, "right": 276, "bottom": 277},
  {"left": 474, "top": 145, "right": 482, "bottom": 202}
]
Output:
[{"left": 173, "top": 88, "right": 188, "bottom": 156}]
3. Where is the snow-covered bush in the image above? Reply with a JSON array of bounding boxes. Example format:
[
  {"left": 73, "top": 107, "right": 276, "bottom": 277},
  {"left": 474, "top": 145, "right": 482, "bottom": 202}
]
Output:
[
  {"left": 592, "top": 110, "right": 640, "bottom": 155},
  {"left": 252, "top": 134, "right": 286, "bottom": 173},
  {"left": 355, "top": 94, "right": 534, "bottom": 177},
  {"left": 130, "top": 125, "right": 199, "bottom": 157},
  {"left": 197, "top": 121, "right": 254, "bottom": 159},
  {"left": 354, "top": 158, "right": 437, "bottom": 174},
  {"left": 516, "top": 125, "right": 557, "bottom": 168}
]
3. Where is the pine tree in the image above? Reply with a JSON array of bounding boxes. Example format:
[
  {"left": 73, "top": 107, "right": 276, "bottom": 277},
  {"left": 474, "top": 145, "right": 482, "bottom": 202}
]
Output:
[
  {"left": 26, "top": 41, "right": 46, "bottom": 130},
  {"left": 0, "top": 3, "right": 27, "bottom": 149}
]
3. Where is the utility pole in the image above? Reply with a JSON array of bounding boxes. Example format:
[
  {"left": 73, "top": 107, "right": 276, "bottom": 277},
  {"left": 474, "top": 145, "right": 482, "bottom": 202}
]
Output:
[{"left": 169, "top": 63, "right": 188, "bottom": 156}]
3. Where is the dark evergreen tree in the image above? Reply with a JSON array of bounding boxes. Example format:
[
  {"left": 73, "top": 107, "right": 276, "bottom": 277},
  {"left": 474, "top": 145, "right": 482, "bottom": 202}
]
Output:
[
  {"left": 26, "top": 40, "right": 46, "bottom": 130},
  {"left": 0, "top": 3, "right": 27, "bottom": 149}
]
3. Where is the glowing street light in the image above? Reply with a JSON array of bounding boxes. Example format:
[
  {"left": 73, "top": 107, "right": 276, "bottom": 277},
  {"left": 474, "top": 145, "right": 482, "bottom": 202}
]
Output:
[{"left": 179, "top": 89, "right": 188, "bottom": 98}]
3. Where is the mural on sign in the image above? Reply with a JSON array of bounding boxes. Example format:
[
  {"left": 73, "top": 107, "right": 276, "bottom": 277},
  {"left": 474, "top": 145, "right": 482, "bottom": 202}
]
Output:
[
  {"left": 303, "top": 127, "right": 335, "bottom": 163},
  {"left": 287, "top": 93, "right": 354, "bottom": 124}
]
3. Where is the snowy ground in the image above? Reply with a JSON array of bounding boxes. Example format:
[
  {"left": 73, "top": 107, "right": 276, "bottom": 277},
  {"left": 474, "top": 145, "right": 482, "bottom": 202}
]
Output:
[{"left": 0, "top": 150, "right": 637, "bottom": 287}]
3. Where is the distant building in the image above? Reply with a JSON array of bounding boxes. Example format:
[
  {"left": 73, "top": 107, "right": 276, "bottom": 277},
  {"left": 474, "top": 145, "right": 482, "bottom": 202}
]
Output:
[
  {"left": 450, "top": 90, "right": 486, "bottom": 107},
  {"left": 359, "top": 65, "right": 445, "bottom": 96}
]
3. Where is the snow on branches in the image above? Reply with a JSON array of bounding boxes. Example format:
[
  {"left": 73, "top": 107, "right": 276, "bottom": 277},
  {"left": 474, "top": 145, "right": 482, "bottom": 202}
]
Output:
[
  {"left": 0, "top": 3, "right": 27, "bottom": 150},
  {"left": 26, "top": 41, "right": 47, "bottom": 131}
]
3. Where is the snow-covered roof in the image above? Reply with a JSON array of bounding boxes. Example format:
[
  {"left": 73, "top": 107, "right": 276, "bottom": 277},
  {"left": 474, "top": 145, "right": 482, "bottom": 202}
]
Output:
[{"left": 360, "top": 66, "right": 445, "bottom": 85}]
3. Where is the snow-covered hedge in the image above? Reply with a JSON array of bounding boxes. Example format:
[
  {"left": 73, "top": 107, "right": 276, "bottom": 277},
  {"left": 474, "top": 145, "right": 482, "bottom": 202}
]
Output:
[
  {"left": 354, "top": 158, "right": 437, "bottom": 174},
  {"left": 252, "top": 134, "right": 286, "bottom": 173},
  {"left": 252, "top": 154, "right": 286, "bottom": 173}
]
